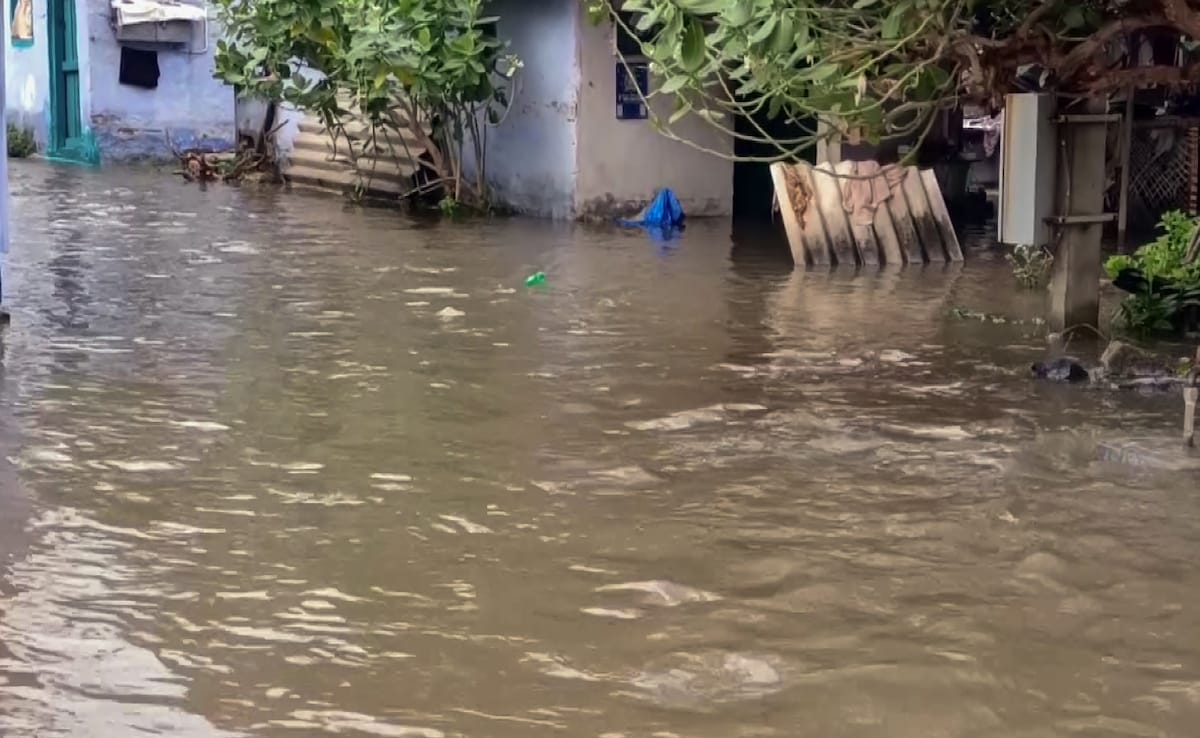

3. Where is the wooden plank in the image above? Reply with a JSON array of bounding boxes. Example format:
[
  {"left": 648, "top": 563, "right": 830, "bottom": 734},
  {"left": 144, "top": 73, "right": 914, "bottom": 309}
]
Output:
[
  {"left": 793, "top": 164, "right": 832, "bottom": 266},
  {"left": 920, "top": 168, "right": 963, "bottom": 261},
  {"left": 1186, "top": 386, "right": 1198, "bottom": 448},
  {"left": 887, "top": 170, "right": 925, "bottom": 264},
  {"left": 901, "top": 167, "right": 945, "bottom": 262},
  {"left": 849, "top": 162, "right": 888, "bottom": 268},
  {"left": 872, "top": 195, "right": 904, "bottom": 266},
  {"left": 812, "top": 162, "right": 858, "bottom": 267},
  {"left": 770, "top": 163, "right": 831, "bottom": 266},
  {"left": 769, "top": 163, "right": 809, "bottom": 266},
  {"left": 851, "top": 222, "right": 880, "bottom": 266}
]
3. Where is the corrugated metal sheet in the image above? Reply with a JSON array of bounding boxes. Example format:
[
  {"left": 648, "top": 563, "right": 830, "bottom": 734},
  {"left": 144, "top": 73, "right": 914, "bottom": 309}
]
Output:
[
  {"left": 285, "top": 94, "right": 427, "bottom": 199},
  {"left": 770, "top": 161, "right": 963, "bottom": 267}
]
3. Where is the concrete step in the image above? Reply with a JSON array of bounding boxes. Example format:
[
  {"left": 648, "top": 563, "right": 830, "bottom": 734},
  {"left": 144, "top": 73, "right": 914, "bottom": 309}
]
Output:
[
  {"left": 297, "top": 117, "right": 423, "bottom": 145},
  {"left": 291, "top": 135, "right": 356, "bottom": 159},
  {"left": 286, "top": 162, "right": 414, "bottom": 197},
  {"left": 288, "top": 150, "right": 356, "bottom": 172},
  {"left": 290, "top": 141, "right": 418, "bottom": 180},
  {"left": 298, "top": 119, "right": 325, "bottom": 137},
  {"left": 289, "top": 143, "right": 418, "bottom": 181},
  {"left": 291, "top": 134, "right": 422, "bottom": 169},
  {"left": 285, "top": 163, "right": 360, "bottom": 193}
]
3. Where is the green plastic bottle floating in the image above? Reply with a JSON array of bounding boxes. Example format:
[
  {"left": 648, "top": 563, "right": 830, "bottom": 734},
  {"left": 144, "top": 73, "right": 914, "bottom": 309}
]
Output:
[{"left": 524, "top": 271, "right": 547, "bottom": 287}]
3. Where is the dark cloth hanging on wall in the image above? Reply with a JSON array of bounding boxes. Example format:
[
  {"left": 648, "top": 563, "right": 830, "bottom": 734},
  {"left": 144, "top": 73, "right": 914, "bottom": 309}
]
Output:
[{"left": 119, "top": 47, "right": 160, "bottom": 89}]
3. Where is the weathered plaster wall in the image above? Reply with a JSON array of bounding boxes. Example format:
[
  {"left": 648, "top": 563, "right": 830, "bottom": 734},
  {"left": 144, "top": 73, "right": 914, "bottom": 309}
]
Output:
[
  {"left": 479, "top": 0, "right": 579, "bottom": 219},
  {"left": 5, "top": 0, "right": 54, "bottom": 147},
  {"left": 574, "top": 16, "right": 733, "bottom": 218},
  {"left": 235, "top": 95, "right": 301, "bottom": 158},
  {"left": 85, "top": 0, "right": 234, "bottom": 161}
]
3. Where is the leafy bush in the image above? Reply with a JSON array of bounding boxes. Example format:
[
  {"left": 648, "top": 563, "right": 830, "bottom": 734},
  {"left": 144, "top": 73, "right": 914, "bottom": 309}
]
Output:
[
  {"left": 1104, "top": 210, "right": 1200, "bottom": 284},
  {"left": 1103, "top": 253, "right": 1134, "bottom": 280},
  {"left": 6, "top": 124, "right": 35, "bottom": 158},
  {"left": 1115, "top": 291, "right": 1187, "bottom": 337},
  {"left": 1105, "top": 210, "right": 1200, "bottom": 336}
]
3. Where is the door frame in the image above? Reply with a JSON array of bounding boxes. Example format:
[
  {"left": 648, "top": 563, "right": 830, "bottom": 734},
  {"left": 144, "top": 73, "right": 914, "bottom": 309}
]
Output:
[{"left": 45, "top": 0, "right": 89, "bottom": 161}]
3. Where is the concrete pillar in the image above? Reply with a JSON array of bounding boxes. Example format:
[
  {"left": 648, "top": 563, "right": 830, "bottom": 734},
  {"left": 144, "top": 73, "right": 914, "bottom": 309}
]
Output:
[{"left": 1048, "top": 100, "right": 1108, "bottom": 333}]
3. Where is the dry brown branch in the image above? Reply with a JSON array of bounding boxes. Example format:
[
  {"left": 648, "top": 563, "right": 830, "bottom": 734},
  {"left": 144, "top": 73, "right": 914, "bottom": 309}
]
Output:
[{"left": 1085, "top": 61, "right": 1200, "bottom": 92}]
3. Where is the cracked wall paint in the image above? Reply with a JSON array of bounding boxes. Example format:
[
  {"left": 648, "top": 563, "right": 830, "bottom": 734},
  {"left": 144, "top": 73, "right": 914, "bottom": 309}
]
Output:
[{"left": 85, "top": 0, "right": 234, "bottom": 161}]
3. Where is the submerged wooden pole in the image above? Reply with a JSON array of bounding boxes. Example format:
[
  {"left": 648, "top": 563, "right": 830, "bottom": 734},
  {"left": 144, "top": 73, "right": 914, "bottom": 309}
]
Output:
[
  {"left": 1188, "top": 349, "right": 1200, "bottom": 448},
  {"left": 1116, "top": 93, "right": 1134, "bottom": 253},
  {"left": 1186, "top": 388, "right": 1197, "bottom": 448}
]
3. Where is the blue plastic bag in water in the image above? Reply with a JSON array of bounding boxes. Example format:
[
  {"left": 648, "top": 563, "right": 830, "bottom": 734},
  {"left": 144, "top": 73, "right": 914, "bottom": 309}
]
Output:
[{"left": 619, "top": 188, "right": 686, "bottom": 242}]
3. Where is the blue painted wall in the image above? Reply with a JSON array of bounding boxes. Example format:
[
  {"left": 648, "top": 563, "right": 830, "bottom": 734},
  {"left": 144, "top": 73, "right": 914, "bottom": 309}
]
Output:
[
  {"left": 4, "top": 0, "right": 52, "bottom": 148},
  {"left": 4, "top": 0, "right": 233, "bottom": 161},
  {"left": 85, "top": 0, "right": 234, "bottom": 160},
  {"left": 478, "top": 0, "right": 579, "bottom": 219}
]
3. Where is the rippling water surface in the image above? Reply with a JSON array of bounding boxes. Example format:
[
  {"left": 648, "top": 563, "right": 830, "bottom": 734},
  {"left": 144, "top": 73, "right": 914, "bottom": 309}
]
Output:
[{"left": 2, "top": 162, "right": 1199, "bottom": 737}]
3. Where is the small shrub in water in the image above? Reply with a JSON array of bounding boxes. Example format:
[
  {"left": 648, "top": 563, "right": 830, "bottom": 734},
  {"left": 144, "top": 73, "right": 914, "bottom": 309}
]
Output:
[
  {"left": 6, "top": 124, "right": 35, "bottom": 158},
  {"left": 1006, "top": 243, "right": 1053, "bottom": 289}
]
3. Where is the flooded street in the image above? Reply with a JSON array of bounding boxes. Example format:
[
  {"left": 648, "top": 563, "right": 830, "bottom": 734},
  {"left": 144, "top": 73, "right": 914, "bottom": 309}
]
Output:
[{"left": 2, "top": 161, "right": 1200, "bottom": 737}]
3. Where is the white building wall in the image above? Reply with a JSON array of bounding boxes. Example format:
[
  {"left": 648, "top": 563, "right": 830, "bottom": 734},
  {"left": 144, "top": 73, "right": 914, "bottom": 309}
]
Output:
[
  {"left": 235, "top": 95, "right": 301, "bottom": 158},
  {"left": 573, "top": 15, "right": 733, "bottom": 218},
  {"left": 479, "top": 0, "right": 579, "bottom": 219}
]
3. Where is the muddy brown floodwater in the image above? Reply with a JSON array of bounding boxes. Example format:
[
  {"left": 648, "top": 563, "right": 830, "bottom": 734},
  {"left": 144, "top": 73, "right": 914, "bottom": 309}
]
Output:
[{"left": 1, "top": 161, "right": 1199, "bottom": 737}]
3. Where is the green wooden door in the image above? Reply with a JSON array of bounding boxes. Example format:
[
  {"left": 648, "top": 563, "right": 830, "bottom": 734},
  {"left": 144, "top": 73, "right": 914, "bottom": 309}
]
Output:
[{"left": 47, "top": 0, "right": 84, "bottom": 158}]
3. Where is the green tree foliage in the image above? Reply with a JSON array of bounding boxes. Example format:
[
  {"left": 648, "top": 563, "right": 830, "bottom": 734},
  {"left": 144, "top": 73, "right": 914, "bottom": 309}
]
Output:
[
  {"left": 213, "top": 0, "right": 518, "bottom": 206},
  {"left": 589, "top": 0, "right": 1200, "bottom": 158}
]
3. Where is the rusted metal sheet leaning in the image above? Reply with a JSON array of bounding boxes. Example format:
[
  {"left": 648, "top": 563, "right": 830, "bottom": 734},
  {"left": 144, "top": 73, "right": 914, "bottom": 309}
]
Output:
[{"left": 769, "top": 160, "right": 964, "bottom": 267}]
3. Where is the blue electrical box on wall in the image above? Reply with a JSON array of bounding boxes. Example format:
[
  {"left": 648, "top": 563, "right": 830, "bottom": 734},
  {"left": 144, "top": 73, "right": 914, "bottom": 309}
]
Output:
[{"left": 616, "top": 63, "right": 650, "bottom": 120}]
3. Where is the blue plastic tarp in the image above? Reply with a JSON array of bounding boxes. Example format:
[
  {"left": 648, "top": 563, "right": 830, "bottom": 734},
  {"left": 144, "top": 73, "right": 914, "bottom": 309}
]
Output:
[{"left": 619, "top": 188, "right": 685, "bottom": 242}]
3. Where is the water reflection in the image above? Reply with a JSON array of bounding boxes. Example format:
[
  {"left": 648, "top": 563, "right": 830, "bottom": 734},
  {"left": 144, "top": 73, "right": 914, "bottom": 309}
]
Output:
[{"left": 1, "top": 162, "right": 1199, "bottom": 737}]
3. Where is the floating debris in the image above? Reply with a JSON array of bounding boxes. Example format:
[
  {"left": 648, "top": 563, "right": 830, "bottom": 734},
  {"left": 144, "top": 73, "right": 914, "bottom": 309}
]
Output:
[
  {"left": 949, "top": 306, "right": 1045, "bottom": 326},
  {"left": 595, "top": 580, "right": 721, "bottom": 607}
]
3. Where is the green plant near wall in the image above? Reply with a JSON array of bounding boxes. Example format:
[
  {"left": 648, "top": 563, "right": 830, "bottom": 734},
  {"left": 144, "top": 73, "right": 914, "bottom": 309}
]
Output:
[
  {"left": 6, "top": 124, "right": 36, "bottom": 158},
  {"left": 1104, "top": 210, "right": 1200, "bottom": 336},
  {"left": 1105, "top": 210, "right": 1200, "bottom": 285},
  {"left": 212, "top": 0, "right": 518, "bottom": 209},
  {"left": 1006, "top": 243, "right": 1053, "bottom": 289}
]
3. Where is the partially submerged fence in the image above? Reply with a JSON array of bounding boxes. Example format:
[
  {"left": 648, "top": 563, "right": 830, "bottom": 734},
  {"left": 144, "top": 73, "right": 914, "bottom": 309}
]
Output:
[
  {"left": 1128, "top": 118, "right": 1200, "bottom": 227},
  {"left": 770, "top": 161, "right": 963, "bottom": 267}
]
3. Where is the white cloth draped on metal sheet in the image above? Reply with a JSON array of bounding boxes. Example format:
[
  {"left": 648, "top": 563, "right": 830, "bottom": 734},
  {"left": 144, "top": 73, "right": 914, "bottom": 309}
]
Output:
[
  {"left": 839, "top": 160, "right": 907, "bottom": 226},
  {"left": 110, "top": 0, "right": 206, "bottom": 27}
]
